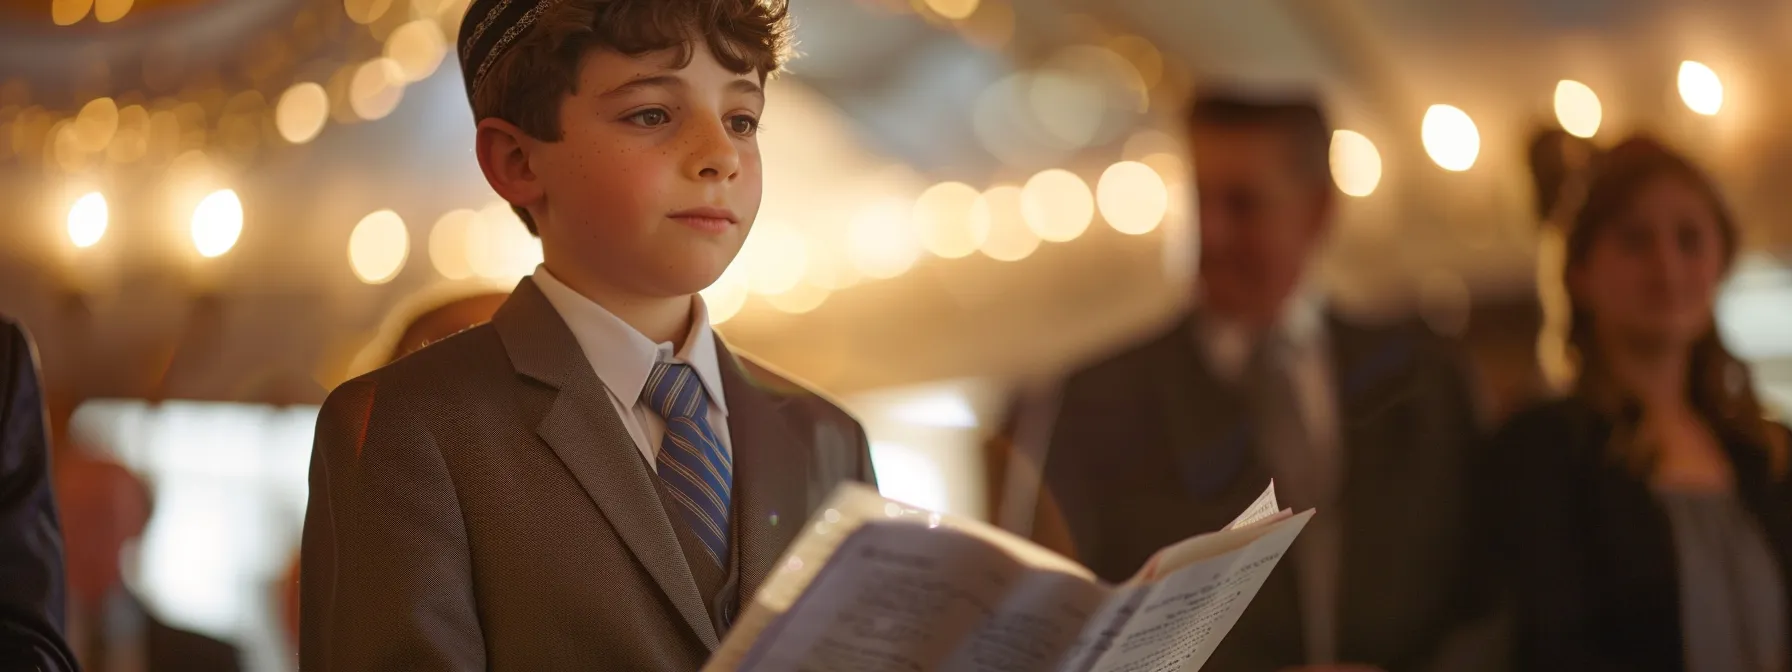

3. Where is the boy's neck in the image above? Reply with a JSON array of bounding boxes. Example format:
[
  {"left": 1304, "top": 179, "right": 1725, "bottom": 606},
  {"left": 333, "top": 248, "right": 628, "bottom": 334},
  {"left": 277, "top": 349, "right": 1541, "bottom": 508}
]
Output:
[{"left": 543, "top": 263, "right": 696, "bottom": 347}]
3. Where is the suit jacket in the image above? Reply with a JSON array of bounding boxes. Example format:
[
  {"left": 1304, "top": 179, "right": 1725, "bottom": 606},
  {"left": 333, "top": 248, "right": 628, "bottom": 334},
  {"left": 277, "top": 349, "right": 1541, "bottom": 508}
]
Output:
[
  {"left": 993, "top": 312, "right": 1498, "bottom": 671},
  {"left": 300, "top": 279, "right": 878, "bottom": 671},
  {"left": 0, "top": 318, "right": 79, "bottom": 672},
  {"left": 1479, "top": 397, "right": 1792, "bottom": 671}
]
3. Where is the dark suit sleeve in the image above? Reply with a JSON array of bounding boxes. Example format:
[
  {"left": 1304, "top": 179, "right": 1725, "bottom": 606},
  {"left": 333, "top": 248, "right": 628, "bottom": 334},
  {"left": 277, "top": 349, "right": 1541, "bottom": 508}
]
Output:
[
  {"left": 300, "top": 378, "right": 484, "bottom": 671},
  {"left": 0, "top": 321, "right": 79, "bottom": 672},
  {"left": 1478, "top": 410, "right": 1627, "bottom": 671}
]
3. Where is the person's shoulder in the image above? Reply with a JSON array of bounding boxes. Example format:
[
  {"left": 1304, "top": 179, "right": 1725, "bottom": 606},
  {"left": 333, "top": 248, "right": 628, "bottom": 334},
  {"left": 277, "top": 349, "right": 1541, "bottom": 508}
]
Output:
[
  {"left": 728, "top": 350, "right": 860, "bottom": 429},
  {"left": 1488, "top": 395, "right": 1608, "bottom": 463},
  {"left": 1056, "top": 317, "right": 1189, "bottom": 393},
  {"left": 321, "top": 323, "right": 507, "bottom": 416}
]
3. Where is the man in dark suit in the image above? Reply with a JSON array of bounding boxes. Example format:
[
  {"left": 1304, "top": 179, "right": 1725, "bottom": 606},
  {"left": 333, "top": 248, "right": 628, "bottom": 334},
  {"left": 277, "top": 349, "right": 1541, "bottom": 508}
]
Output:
[
  {"left": 0, "top": 317, "right": 79, "bottom": 671},
  {"left": 988, "top": 94, "right": 1503, "bottom": 671}
]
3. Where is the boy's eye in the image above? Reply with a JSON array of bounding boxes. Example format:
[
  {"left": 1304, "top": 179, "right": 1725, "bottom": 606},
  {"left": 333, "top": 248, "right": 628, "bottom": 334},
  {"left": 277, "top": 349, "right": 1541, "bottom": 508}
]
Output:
[
  {"left": 629, "top": 109, "right": 670, "bottom": 127},
  {"left": 729, "top": 115, "right": 759, "bottom": 136}
]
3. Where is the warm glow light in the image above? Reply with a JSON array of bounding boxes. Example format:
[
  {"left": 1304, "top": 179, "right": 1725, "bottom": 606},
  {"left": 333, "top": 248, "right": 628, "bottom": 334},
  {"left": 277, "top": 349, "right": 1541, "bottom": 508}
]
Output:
[
  {"left": 51, "top": 0, "right": 91, "bottom": 25},
  {"left": 741, "top": 222, "right": 809, "bottom": 295},
  {"left": 94, "top": 0, "right": 131, "bottom": 22},
  {"left": 349, "top": 210, "right": 410, "bottom": 284},
  {"left": 701, "top": 265, "right": 749, "bottom": 325},
  {"left": 1678, "top": 61, "right": 1723, "bottom": 116},
  {"left": 1020, "top": 169, "right": 1094, "bottom": 242},
  {"left": 765, "top": 282, "right": 829, "bottom": 314},
  {"left": 1421, "top": 104, "right": 1480, "bottom": 172},
  {"left": 386, "top": 20, "right": 448, "bottom": 82},
  {"left": 1553, "top": 80, "right": 1602, "bottom": 138},
  {"left": 67, "top": 192, "right": 107, "bottom": 249},
  {"left": 343, "top": 0, "right": 392, "bottom": 25},
  {"left": 975, "top": 186, "right": 1040, "bottom": 262},
  {"left": 923, "top": 0, "right": 979, "bottom": 20},
  {"left": 847, "top": 199, "right": 921, "bottom": 279},
  {"left": 1096, "top": 161, "right": 1168, "bottom": 234},
  {"left": 275, "top": 83, "right": 329, "bottom": 144},
  {"left": 1329, "top": 130, "right": 1383, "bottom": 197},
  {"left": 191, "top": 190, "right": 243, "bottom": 258},
  {"left": 349, "top": 58, "right": 406, "bottom": 121},
  {"left": 466, "top": 202, "right": 541, "bottom": 280},
  {"left": 429, "top": 209, "right": 477, "bottom": 280},
  {"left": 913, "top": 182, "right": 988, "bottom": 258},
  {"left": 74, "top": 97, "right": 119, "bottom": 152}
]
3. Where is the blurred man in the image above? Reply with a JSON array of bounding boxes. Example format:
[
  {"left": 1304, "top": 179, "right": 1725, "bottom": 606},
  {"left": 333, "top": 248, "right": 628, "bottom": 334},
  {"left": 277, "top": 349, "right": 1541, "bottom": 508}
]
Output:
[
  {"left": 57, "top": 454, "right": 242, "bottom": 672},
  {"left": 987, "top": 93, "right": 1502, "bottom": 671},
  {"left": 0, "top": 317, "right": 79, "bottom": 671}
]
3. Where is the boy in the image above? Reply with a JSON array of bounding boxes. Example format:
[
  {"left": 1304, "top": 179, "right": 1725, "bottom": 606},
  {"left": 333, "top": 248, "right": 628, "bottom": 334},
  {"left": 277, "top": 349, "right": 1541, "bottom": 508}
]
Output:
[{"left": 299, "top": 1, "right": 879, "bottom": 669}]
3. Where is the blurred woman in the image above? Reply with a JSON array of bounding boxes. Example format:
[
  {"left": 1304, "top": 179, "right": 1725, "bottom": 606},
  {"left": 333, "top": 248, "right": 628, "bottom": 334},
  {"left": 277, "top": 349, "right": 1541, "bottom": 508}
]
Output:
[{"left": 1483, "top": 136, "right": 1792, "bottom": 671}]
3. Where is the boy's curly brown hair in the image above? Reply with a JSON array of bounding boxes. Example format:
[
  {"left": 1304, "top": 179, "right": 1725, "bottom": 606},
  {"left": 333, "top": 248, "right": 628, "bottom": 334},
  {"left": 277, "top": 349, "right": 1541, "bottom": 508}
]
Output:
[{"left": 471, "top": 0, "right": 793, "bottom": 234}]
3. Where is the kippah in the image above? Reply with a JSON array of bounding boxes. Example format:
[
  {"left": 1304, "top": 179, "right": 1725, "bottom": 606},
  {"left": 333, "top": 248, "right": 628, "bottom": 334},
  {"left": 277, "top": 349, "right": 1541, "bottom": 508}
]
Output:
[{"left": 458, "top": 0, "right": 568, "bottom": 99}]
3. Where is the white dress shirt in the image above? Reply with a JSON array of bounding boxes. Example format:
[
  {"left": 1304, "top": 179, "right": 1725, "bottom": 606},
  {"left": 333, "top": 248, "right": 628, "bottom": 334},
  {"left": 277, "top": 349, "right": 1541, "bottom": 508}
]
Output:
[
  {"left": 1194, "top": 290, "right": 1338, "bottom": 455},
  {"left": 1195, "top": 290, "right": 1344, "bottom": 665},
  {"left": 532, "top": 266, "right": 732, "bottom": 471}
]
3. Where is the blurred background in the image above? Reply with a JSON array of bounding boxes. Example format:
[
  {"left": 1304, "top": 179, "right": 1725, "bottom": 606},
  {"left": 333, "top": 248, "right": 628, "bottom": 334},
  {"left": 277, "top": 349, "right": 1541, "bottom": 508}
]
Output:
[{"left": 2, "top": 0, "right": 1790, "bottom": 670}]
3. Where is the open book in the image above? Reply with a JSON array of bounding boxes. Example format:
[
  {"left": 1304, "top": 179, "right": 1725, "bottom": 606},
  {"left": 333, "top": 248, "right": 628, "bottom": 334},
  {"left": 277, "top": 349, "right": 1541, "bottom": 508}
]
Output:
[{"left": 704, "top": 483, "right": 1312, "bottom": 672}]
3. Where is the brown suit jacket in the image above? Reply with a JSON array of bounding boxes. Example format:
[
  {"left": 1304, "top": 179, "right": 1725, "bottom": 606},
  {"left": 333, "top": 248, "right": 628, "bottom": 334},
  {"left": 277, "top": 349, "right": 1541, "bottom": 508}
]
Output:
[{"left": 300, "top": 279, "right": 877, "bottom": 670}]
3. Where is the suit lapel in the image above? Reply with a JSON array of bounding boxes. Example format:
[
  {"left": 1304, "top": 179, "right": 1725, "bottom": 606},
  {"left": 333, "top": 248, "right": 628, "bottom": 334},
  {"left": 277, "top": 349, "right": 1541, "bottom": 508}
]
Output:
[
  {"left": 715, "top": 336, "right": 814, "bottom": 608},
  {"left": 1163, "top": 314, "right": 1260, "bottom": 500},
  {"left": 492, "top": 279, "right": 720, "bottom": 650}
]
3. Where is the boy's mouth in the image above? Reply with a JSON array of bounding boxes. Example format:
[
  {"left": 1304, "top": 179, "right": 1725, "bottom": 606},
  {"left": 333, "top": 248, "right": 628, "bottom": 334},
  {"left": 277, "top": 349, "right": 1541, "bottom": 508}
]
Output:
[{"left": 668, "top": 206, "right": 739, "bottom": 234}]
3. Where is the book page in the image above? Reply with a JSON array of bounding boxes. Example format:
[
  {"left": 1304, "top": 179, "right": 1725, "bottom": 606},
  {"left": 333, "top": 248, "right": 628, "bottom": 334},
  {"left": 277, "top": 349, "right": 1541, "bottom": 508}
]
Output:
[
  {"left": 1085, "top": 511, "right": 1312, "bottom": 672},
  {"left": 1224, "top": 482, "right": 1280, "bottom": 531},
  {"left": 707, "top": 484, "right": 1095, "bottom": 672},
  {"left": 1054, "top": 584, "right": 1150, "bottom": 672},
  {"left": 728, "top": 521, "right": 1105, "bottom": 671}
]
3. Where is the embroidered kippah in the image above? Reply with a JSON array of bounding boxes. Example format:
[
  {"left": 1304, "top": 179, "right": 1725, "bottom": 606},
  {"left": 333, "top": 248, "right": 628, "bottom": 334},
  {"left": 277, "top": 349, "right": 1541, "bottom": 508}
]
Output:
[{"left": 458, "top": 0, "right": 568, "bottom": 99}]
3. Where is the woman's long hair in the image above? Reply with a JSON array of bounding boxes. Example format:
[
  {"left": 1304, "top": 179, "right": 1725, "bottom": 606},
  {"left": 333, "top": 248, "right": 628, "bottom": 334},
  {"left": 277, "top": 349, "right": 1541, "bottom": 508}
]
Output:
[{"left": 1563, "top": 135, "right": 1787, "bottom": 477}]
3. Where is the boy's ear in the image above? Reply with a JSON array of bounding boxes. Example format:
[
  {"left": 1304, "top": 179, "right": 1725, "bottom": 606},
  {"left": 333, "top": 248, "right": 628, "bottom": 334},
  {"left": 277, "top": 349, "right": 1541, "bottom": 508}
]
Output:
[{"left": 475, "top": 118, "right": 545, "bottom": 217}]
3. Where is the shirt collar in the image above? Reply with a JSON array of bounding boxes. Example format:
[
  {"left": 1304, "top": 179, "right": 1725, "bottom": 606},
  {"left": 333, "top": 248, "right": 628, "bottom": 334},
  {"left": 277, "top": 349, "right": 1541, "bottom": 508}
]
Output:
[
  {"left": 1196, "top": 287, "right": 1328, "bottom": 381},
  {"left": 531, "top": 266, "right": 729, "bottom": 415}
]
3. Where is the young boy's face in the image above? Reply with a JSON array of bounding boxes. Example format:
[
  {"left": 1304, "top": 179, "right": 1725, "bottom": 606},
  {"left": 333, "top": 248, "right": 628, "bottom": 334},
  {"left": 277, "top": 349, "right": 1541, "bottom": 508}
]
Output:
[{"left": 530, "top": 41, "right": 765, "bottom": 299}]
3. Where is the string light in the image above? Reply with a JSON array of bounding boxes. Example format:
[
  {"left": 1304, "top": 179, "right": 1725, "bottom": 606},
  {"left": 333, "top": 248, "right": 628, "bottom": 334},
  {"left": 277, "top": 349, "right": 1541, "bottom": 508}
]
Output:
[
  {"left": 1096, "top": 161, "right": 1167, "bottom": 234},
  {"left": 191, "top": 189, "right": 244, "bottom": 258},
  {"left": 67, "top": 192, "right": 107, "bottom": 249},
  {"left": 349, "top": 210, "right": 410, "bottom": 284},
  {"left": 1678, "top": 61, "right": 1723, "bottom": 116},
  {"left": 1329, "top": 130, "right": 1383, "bottom": 197},
  {"left": 1020, "top": 169, "right": 1094, "bottom": 242},
  {"left": 1421, "top": 104, "right": 1479, "bottom": 172}
]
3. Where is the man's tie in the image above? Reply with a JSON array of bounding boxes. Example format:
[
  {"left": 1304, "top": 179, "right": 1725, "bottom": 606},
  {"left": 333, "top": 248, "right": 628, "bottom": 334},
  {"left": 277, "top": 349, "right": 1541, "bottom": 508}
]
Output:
[
  {"left": 643, "top": 361, "right": 732, "bottom": 567},
  {"left": 1247, "top": 334, "right": 1341, "bottom": 665}
]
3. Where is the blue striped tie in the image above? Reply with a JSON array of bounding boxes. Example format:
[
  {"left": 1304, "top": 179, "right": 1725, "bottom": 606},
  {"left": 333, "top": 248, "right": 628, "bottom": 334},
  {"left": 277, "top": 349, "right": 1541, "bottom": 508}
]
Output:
[{"left": 643, "top": 361, "right": 731, "bottom": 567}]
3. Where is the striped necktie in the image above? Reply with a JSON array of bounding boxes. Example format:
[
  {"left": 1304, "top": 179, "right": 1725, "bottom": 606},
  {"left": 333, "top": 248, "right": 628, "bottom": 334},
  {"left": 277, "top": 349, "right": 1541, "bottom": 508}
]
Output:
[{"left": 643, "top": 361, "right": 732, "bottom": 567}]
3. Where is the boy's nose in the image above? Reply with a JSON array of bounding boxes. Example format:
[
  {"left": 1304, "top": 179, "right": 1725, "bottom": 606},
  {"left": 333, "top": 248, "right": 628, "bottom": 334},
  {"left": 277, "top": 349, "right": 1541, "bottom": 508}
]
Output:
[{"left": 685, "top": 117, "right": 742, "bottom": 182}]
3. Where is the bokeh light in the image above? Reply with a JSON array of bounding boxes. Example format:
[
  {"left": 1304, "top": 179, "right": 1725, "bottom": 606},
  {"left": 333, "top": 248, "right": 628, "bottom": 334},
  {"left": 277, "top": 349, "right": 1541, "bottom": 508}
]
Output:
[
  {"left": 385, "top": 20, "right": 448, "bottom": 82},
  {"left": 975, "top": 186, "right": 1040, "bottom": 262},
  {"left": 67, "top": 192, "right": 108, "bottom": 249},
  {"left": 1329, "top": 130, "right": 1383, "bottom": 197},
  {"left": 741, "top": 221, "right": 809, "bottom": 295},
  {"left": 276, "top": 83, "right": 329, "bottom": 145},
  {"left": 701, "top": 264, "right": 750, "bottom": 325},
  {"left": 848, "top": 199, "right": 921, "bottom": 279},
  {"left": 765, "top": 282, "right": 829, "bottom": 314},
  {"left": 1021, "top": 169, "right": 1094, "bottom": 242},
  {"left": 94, "top": 0, "right": 132, "bottom": 22},
  {"left": 913, "top": 181, "right": 988, "bottom": 258},
  {"left": 191, "top": 189, "right": 244, "bottom": 258},
  {"left": 349, "top": 210, "right": 410, "bottom": 284},
  {"left": 52, "top": 0, "right": 92, "bottom": 25},
  {"left": 1097, "top": 161, "right": 1168, "bottom": 235},
  {"left": 923, "top": 0, "right": 978, "bottom": 20},
  {"left": 1553, "top": 80, "right": 1602, "bottom": 139},
  {"left": 349, "top": 59, "right": 406, "bottom": 121},
  {"left": 429, "top": 209, "right": 477, "bottom": 280},
  {"left": 1421, "top": 104, "right": 1479, "bottom": 172},
  {"left": 1678, "top": 61, "right": 1723, "bottom": 116}
]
